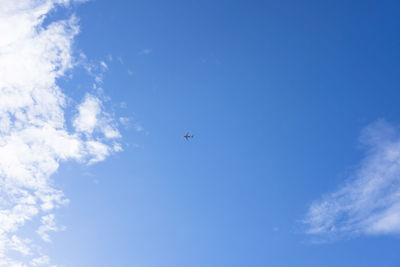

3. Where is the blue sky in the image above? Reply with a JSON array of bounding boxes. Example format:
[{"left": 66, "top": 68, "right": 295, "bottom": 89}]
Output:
[{"left": 1, "top": 0, "right": 400, "bottom": 266}]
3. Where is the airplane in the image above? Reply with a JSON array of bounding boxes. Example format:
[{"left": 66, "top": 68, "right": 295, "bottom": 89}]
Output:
[{"left": 183, "top": 132, "right": 194, "bottom": 140}]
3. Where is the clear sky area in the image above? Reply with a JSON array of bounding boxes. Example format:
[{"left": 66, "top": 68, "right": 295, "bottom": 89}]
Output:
[{"left": 1, "top": 0, "right": 400, "bottom": 266}]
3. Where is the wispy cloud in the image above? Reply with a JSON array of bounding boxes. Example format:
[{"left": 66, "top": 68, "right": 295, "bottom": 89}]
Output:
[
  {"left": 0, "top": 0, "right": 121, "bottom": 265},
  {"left": 100, "top": 60, "right": 108, "bottom": 70},
  {"left": 37, "top": 214, "right": 65, "bottom": 243},
  {"left": 31, "top": 255, "right": 51, "bottom": 267},
  {"left": 134, "top": 123, "right": 144, "bottom": 132},
  {"left": 304, "top": 120, "right": 400, "bottom": 238},
  {"left": 139, "top": 48, "right": 152, "bottom": 55},
  {"left": 119, "top": 116, "right": 131, "bottom": 127}
]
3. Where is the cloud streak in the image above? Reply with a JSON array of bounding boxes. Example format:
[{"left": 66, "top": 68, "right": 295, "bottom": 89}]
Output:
[
  {"left": 0, "top": 0, "right": 121, "bottom": 265},
  {"left": 304, "top": 120, "right": 400, "bottom": 238}
]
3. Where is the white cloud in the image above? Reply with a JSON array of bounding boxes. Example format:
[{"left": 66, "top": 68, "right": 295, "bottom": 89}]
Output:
[
  {"left": 100, "top": 61, "right": 108, "bottom": 69},
  {"left": 73, "top": 94, "right": 102, "bottom": 135},
  {"left": 85, "top": 140, "right": 111, "bottom": 164},
  {"left": 0, "top": 0, "right": 121, "bottom": 265},
  {"left": 37, "top": 214, "right": 64, "bottom": 243},
  {"left": 73, "top": 93, "right": 121, "bottom": 139},
  {"left": 9, "top": 236, "right": 32, "bottom": 256},
  {"left": 304, "top": 120, "right": 400, "bottom": 237},
  {"left": 31, "top": 255, "right": 51, "bottom": 267}
]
